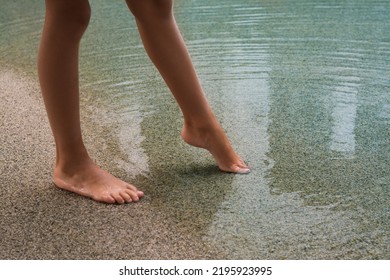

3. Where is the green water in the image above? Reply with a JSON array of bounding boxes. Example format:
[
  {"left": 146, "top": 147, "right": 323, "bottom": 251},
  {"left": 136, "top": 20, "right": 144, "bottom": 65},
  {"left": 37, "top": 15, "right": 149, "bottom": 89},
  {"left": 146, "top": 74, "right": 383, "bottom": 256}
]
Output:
[{"left": 0, "top": 0, "right": 389, "bottom": 259}]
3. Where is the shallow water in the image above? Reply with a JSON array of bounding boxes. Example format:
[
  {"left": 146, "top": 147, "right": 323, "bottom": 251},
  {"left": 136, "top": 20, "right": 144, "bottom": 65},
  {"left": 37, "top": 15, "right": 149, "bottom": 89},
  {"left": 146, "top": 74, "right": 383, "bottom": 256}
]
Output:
[{"left": 0, "top": 0, "right": 389, "bottom": 259}]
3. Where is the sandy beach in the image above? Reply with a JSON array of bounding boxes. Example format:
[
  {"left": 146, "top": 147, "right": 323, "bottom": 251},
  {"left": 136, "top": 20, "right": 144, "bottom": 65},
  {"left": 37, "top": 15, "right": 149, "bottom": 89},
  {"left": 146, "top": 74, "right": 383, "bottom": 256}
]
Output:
[{"left": 0, "top": 67, "right": 219, "bottom": 259}]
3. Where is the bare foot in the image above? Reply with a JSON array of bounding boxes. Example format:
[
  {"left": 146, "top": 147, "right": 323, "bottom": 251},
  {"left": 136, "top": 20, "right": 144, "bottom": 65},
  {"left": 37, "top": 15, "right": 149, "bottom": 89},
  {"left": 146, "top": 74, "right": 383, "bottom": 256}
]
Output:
[
  {"left": 181, "top": 122, "right": 250, "bottom": 174},
  {"left": 53, "top": 159, "right": 144, "bottom": 204}
]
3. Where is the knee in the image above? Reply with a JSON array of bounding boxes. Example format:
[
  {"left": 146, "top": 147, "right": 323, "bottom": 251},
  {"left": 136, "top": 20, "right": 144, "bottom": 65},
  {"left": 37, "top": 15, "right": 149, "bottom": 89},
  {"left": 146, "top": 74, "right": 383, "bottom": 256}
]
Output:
[
  {"left": 70, "top": 5, "right": 91, "bottom": 31},
  {"left": 46, "top": 0, "right": 91, "bottom": 34},
  {"left": 125, "top": 0, "right": 173, "bottom": 22}
]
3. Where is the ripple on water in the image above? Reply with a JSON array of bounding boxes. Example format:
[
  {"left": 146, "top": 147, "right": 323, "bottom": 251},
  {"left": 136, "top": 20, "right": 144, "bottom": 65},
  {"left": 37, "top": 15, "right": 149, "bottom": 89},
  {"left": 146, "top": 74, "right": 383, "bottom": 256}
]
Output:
[{"left": 175, "top": 0, "right": 390, "bottom": 259}]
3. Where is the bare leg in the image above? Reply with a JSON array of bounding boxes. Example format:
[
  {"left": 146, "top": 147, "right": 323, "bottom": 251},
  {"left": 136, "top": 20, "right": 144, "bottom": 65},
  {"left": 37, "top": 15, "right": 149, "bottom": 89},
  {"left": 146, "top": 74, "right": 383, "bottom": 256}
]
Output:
[
  {"left": 125, "top": 0, "right": 250, "bottom": 173},
  {"left": 38, "top": 0, "right": 144, "bottom": 203}
]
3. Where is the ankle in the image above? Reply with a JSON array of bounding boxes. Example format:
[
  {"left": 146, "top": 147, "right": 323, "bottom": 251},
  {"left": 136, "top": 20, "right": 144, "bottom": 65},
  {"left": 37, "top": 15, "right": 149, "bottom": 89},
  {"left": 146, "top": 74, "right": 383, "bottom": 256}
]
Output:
[
  {"left": 184, "top": 113, "right": 220, "bottom": 131},
  {"left": 55, "top": 150, "right": 93, "bottom": 175}
]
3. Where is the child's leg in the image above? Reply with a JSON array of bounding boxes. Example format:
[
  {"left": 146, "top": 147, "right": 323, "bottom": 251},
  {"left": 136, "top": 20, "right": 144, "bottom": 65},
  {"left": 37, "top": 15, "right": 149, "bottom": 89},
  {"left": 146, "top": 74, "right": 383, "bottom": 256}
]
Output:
[
  {"left": 38, "top": 0, "right": 143, "bottom": 203},
  {"left": 125, "top": 0, "right": 250, "bottom": 173}
]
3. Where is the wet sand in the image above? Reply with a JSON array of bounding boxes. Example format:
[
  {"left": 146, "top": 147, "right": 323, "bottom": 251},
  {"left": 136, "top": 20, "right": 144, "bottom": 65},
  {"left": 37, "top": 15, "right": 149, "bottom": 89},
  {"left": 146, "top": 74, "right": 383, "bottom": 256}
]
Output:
[
  {"left": 1, "top": 65, "right": 388, "bottom": 260},
  {"left": 1, "top": 0, "right": 389, "bottom": 260},
  {"left": 0, "top": 67, "right": 221, "bottom": 259}
]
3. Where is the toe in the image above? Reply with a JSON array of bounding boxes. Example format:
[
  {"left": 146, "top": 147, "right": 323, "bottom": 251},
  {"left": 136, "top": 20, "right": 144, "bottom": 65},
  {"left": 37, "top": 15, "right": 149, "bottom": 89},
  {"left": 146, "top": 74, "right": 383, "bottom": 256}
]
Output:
[
  {"left": 137, "top": 190, "right": 145, "bottom": 198},
  {"left": 235, "top": 160, "right": 251, "bottom": 173},
  {"left": 126, "top": 189, "right": 140, "bottom": 202},
  {"left": 120, "top": 192, "right": 133, "bottom": 203},
  {"left": 231, "top": 164, "right": 251, "bottom": 174},
  {"left": 126, "top": 184, "right": 144, "bottom": 201},
  {"left": 92, "top": 192, "right": 116, "bottom": 204},
  {"left": 111, "top": 193, "right": 125, "bottom": 204},
  {"left": 220, "top": 163, "right": 251, "bottom": 174},
  {"left": 234, "top": 166, "right": 251, "bottom": 174}
]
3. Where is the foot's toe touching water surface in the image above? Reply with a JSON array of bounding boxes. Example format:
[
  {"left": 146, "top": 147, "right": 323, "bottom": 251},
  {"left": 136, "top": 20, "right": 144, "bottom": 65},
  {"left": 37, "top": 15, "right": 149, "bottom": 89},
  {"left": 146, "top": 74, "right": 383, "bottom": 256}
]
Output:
[{"left": 39, "top": 0, "right": 249, "bottom": 203}]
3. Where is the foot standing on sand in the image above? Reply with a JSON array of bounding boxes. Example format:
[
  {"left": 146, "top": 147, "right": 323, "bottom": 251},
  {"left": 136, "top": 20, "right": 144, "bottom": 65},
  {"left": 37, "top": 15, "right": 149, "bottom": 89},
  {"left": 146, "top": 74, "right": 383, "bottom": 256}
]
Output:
[{"left": 38, "top": 0, "right": 250, "bottom": 204}]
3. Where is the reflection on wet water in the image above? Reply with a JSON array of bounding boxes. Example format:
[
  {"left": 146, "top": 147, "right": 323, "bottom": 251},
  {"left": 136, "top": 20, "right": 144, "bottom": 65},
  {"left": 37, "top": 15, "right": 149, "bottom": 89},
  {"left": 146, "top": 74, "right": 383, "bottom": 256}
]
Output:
[
  {"left": 179, "top": 0, "right": 389, "bottom": 259},
  {"left": 330, "top": 78, "right": 359, "bottom": 155},
  {"left": 1, "top": 0, "right": 389, "bottom": 259}
]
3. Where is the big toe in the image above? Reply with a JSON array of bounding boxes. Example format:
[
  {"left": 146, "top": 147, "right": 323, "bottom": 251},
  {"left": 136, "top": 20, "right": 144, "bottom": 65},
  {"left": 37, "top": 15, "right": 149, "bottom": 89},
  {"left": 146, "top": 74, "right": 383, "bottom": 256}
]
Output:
[
  {"left": 232, "top": 164, "right": 251, "bottom": 174},
  {"left": 220, "top": 162, "right": 251, "bottom": 174}
]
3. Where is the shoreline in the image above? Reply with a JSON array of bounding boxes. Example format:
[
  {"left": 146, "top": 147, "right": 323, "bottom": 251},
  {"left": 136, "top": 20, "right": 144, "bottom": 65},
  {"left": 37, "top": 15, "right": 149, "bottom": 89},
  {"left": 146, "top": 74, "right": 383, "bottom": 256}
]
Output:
[{"left": 0, "top": 65, "right": 214, "bottom": 260}]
